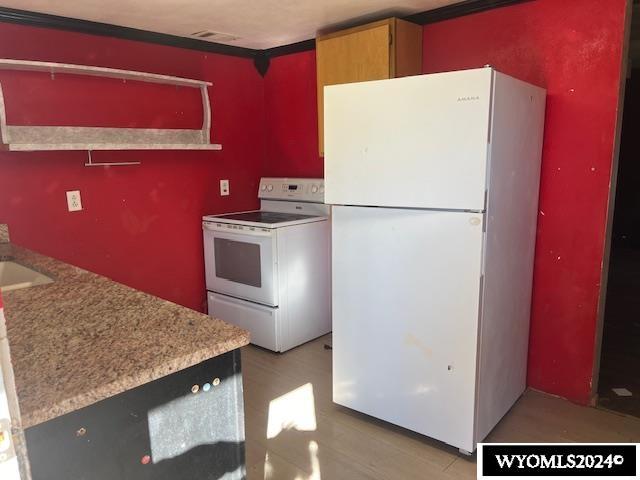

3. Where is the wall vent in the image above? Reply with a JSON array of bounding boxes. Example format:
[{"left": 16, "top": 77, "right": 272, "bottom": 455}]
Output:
[{"left": 190, "top": 30, "right": 240, "bottom": 42}]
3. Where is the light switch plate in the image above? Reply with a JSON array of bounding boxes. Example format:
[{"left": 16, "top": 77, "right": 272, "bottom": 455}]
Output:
[
  {"left": 66, "top": 190, "right": 82, "bottom": 212},
  {"left": 220, "top": 179, "right": 230, "bottom": 196}
]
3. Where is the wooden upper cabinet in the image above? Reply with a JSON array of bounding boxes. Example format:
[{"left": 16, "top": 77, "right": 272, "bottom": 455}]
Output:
[{"left": 316, "top": 18, "right": 423, "bottom": 155}]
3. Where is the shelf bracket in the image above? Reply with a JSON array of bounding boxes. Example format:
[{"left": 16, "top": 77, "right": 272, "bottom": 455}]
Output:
[
  {"left": 0, "top": 82, "right": 9, "bottom": 145},
  {"left": 200, "top": 85, "right": 211, "bottom": 144},
  {"left": 84, "top": 150, "right": 141, "bottom": 167}
]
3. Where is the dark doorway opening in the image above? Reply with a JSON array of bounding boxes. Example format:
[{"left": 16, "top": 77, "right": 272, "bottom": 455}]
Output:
[{"left": 598, "top": 7, "right": 640, "bottom": 416}]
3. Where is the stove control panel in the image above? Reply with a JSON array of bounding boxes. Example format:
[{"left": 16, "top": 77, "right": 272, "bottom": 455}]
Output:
[{"left": 259, "top": 177, "right": 325, "bottom": 203}]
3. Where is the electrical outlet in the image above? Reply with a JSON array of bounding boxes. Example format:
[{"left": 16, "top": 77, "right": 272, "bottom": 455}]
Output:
[
  {"left": 66, "top": 190, "right": 82, "bottom": 212},
  {"left": 220, "top": 179, "right": 230, "bottom": 196}
]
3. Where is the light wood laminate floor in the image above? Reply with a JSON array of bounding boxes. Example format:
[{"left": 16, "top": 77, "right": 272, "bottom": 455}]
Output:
[{"left": 242, "top": 335, "right": 640, "bottom": 479}]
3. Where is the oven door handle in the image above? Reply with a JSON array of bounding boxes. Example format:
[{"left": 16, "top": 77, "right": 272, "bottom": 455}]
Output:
[{"left": 203, "top": 221, "right": 274, "bottom": 237}]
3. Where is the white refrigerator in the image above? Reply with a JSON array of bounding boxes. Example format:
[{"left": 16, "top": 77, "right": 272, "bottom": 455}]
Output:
[{"left": 324, "top": 67, "right": 546, "bottom": 453}]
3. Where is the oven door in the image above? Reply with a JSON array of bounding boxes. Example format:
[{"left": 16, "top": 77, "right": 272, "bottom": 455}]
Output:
[{"left": 203, "top": 222, "right": 278, "bottom": 307}]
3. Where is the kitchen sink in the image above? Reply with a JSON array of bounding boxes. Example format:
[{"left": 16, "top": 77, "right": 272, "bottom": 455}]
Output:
[{"left": 0, "top": 261, "right": 53, "bottom": 292}]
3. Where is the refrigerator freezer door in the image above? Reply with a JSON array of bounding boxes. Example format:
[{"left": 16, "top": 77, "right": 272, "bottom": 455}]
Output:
[
  {"left": 332, "top": 206, "right": 484, "bottom": 452},
  {"left": 324, "top": 68, "right": 492, "bottom": 211}
]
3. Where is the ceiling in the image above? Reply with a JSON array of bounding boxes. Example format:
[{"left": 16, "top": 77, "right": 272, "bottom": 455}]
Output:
[{"left": 0, "top": 0, "right": 460, "bottom": 49}]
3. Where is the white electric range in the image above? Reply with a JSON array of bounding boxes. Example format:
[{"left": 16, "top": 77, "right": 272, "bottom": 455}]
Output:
[{"left": 202, "top": 177, "right": 331, "bottom": 352}]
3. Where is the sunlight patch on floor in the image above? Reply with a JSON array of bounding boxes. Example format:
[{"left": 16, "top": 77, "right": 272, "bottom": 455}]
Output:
[
  {"left": 302, "top": 440, "right": 321, "bottom": 480},
  {"left": 262, "top": 441, "right": 322, "bottom": 480},
  {"left": 266, "top": 382, "right": 317, "bottom": 439},
  {"left": 263, "top": 383, "right": 322, "bottom": 479}
]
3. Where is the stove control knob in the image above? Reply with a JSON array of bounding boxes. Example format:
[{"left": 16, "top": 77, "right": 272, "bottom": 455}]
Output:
[
  {"left": 311, "top": 184, "right": 319, "bottom": 194},
  {"left": 267, "top": 184, "right": 274, "bottom": 192},
  {"left": 260, "top": 184, "right": 267, "bottom": 191}
]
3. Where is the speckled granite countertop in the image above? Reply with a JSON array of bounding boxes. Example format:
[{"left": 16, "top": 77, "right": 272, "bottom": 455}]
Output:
[{"left": 1, "top": 243, "right": 249, "bottom": 429}]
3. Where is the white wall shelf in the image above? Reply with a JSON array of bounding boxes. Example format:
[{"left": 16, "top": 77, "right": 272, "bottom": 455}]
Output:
[
  {"left": 0, "top": 58, "right": 221, "bottom": 153},
  {"left": 3, "top": 142, "right": 223, "bottom": 152},
  {"left": 0, "top": 59, "right": 213, "bottom": 87}
]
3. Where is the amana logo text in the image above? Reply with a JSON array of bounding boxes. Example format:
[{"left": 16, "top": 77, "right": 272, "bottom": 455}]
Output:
[{"left": 457, "top": 96, "right": 480, "bottom": 102}]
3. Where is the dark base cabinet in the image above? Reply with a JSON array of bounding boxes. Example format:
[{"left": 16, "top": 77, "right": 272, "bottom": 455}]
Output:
[{"left": 25, "top": 349, "right": 246, "bottom": 480}]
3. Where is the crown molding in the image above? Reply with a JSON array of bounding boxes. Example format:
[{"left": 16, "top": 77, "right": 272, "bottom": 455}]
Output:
[{"left": 0, "top": 0, "right": 532, "bottom": 76}]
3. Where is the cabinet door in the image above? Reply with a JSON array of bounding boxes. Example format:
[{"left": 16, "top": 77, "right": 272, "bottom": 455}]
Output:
[
  {"left": 316, "top": 20, "right": 392, "bottom": 155},
  {"left": 26, "top": 351, "right": 245, "bottom": 480},
  {"left": 393, "top": 19, "right": 423, "bottom": 77}
]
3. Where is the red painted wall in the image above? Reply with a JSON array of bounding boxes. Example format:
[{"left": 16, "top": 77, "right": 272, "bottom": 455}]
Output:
[
  {"left": 0, "top": 23, "right": 265, "bottom": 312},
  {"left": 261, "top": 0, "right": 627, "bottom": 404},
  {"left": 263, "top": 50, "right": 323, "bottom": 177},
  {"left": 422, "top": 0, "right": 627, "bottom": 404}
]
